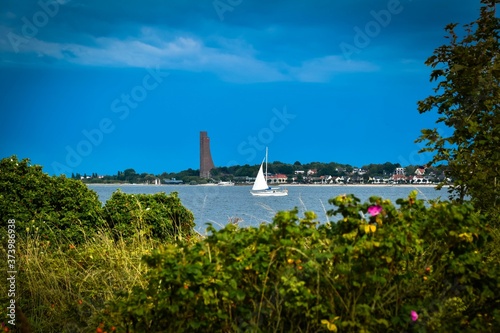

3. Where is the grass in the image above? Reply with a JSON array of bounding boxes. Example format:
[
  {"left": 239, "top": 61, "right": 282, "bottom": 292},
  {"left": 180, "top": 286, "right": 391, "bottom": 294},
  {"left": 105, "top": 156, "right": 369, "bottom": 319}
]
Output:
[{"left": 9, "top": 225, "right": 189, "bottom": 332}]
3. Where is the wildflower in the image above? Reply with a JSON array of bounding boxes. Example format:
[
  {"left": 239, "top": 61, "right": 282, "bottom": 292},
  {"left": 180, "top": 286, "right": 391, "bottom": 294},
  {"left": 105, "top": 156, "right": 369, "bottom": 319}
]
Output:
[
  {"left": 364, "top": 224, "right": 377, "bottom": 233},
  {"left": 367, "top": 205, "right": 382, "bottom": 216},
  {"left": 411, "top": 310, "right": 419, "bottom": 321}
]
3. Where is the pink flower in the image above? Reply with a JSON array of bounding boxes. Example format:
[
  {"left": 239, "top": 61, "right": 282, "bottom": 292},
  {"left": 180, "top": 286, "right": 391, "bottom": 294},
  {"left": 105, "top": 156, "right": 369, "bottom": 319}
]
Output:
[
  {"left": 367, "top": 205, "right": 382, "bottom": 216},
  {"left": 411, "top": 310, "right": 419, "bottom": 321}
]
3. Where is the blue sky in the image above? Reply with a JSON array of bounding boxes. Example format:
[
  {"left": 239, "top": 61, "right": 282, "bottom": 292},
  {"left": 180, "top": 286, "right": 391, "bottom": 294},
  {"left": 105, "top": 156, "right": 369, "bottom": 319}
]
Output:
[{"left": 0, "top": 0, "right": 481, "bottom": 176}]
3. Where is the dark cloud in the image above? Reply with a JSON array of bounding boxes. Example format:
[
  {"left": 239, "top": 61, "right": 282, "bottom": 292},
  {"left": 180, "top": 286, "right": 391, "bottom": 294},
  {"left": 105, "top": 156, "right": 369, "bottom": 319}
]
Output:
[{"left": 0, "top": 0, "right": 482, "bottom": 79}]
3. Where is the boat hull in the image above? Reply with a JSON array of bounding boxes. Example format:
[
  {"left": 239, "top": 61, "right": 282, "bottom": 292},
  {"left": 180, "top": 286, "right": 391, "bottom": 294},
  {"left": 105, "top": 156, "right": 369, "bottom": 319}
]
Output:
[{"left": 250, "top": 189, "right": 288, "bottom": 197}]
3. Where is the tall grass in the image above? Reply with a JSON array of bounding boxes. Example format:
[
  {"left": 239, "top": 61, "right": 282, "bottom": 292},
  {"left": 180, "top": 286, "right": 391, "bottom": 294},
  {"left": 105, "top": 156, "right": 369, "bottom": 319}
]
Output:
[{"left": 11, "top": 220, "right": 198, "bottom": 332}]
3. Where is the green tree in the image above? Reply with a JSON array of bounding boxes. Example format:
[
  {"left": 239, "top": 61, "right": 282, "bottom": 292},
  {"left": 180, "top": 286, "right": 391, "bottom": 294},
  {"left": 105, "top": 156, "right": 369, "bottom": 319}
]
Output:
[
  {"left": 123, "top": 168, "right": 138, "bottom": 183},
  {"left": 0, "top": 156, "right": 105, "bottom": 244},
  {"left": 144, "top": 173, "right": 156, "bottom": 184},
  {"left": 316, "top": 162, "right": 334, "bottom": 176},
  {"left": 416, "top": 0, "right": 500, "bottom": 217},
  {"left": 102, "top": 190, "right": 194, "bottom": 241},
  {"left": 270, "top": 162, "right": 294, "bottom": 175},
  {"left": 234, "top": 164, "right": 258, "bottom": 177}
]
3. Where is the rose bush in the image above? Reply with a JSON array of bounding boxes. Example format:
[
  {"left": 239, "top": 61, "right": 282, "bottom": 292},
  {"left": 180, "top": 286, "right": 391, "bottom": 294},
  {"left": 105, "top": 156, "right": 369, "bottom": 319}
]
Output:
[{"left": 101, "top": 191, "right": 499, "bottom": 332}]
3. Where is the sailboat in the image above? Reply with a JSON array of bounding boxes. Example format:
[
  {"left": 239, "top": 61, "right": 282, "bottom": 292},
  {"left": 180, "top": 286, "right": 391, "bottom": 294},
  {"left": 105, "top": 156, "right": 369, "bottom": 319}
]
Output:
[{"left": 250, "top": 147, "right": 288, "bottom": 197}]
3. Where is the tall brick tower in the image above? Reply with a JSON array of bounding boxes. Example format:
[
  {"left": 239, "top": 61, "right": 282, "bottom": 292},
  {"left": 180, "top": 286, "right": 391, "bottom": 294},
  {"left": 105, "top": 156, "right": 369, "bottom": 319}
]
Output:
[{"left": 200, "top": 131, "right": 215, "bottom": 178}]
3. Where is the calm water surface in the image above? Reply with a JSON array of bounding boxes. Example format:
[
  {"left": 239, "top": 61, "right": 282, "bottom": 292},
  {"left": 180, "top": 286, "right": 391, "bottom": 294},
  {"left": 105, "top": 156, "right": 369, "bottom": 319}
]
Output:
[{"left": 87, "top": 184, "right": 447, "bottom": 233}]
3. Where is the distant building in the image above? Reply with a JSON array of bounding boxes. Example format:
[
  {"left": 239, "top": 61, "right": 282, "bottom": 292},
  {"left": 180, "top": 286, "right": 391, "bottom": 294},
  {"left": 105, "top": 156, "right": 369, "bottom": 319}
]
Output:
[
  {"left": 395, "top": 167, "right": 405, "bottom": 175},
  {"left": 415, "top": 166, "right": 426, "bottom": 176},
  {"left": 392, "top": 167, "right": 407, "bottom": 183},
  {"left": 357, "top": 169, "right": 367, "bottom": 175},
  {"left": 392, "top": 174, "right": 407, "bottom": 183},
  {"left": 411, "top": 176, "right": 432, "bottom": 184},
  {"left": 200, "top": 131, "right": 215, "bottom": 178},
  {"left": 307, "top": 169, "right": 317, "bottom": 176},
  {"left": 268, "top": 174, "right": 288, "bottom": 184}
]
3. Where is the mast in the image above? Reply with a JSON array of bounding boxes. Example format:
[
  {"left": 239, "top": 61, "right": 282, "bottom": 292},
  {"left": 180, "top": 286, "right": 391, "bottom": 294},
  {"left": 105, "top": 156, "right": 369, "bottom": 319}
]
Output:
[{"left": 265, "top": 147, "right": 268, "bottom": 184}]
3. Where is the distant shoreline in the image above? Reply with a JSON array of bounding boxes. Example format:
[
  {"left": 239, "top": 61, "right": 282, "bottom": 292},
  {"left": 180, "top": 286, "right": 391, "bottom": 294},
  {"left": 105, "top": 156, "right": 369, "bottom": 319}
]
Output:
[
  {"left": 275, "top": 184, "right": 444, "bottom": 188},
  {"left": 86, "top": 183, "right": 446, "bottom": 188}
]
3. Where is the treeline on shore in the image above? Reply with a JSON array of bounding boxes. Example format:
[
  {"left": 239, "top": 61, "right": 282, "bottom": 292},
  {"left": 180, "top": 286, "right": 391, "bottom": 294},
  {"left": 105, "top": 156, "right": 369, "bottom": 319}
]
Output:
[{"left": 75, "top": 161, "right": 445, "bottom": 185}]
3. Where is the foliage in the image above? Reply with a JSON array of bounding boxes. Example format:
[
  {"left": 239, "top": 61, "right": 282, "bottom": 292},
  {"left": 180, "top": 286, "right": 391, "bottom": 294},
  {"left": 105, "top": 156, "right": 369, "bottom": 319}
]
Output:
[
  {"left": 102, "top": 190, "right": 195, "bottom": 242},
  {"left": 0, "top": 156, "right": 105, "bottom": 244},
  {"left": 361, "top": 162, "right": 401, "bottom": 177},
  {"left": 416, "top": 0, "right": 500, "bottom": 217},
  {"left": 101, "top": 192, "right": 499, "bottom": 332},
  {"left": 0, "top": 155, "right": 199, "bottom": 332},
  {"left": 0, "top": 223, "right": 162, "bottom": 332}
]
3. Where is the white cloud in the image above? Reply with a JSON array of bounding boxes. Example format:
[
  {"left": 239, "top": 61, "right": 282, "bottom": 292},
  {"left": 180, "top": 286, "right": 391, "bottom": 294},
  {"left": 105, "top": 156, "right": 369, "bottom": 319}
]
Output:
[
  {"left": 0, "top": 26, "right": 376, "bottom": 83},
  {"left": 290, "top": 55, "right": 378, "bottom": 82}
]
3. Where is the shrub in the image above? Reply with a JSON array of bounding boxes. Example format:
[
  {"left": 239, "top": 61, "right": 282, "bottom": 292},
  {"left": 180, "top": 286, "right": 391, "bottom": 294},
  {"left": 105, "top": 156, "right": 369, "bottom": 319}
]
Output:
[
  {"left": 101, "top": 192, "right": 499, "bottom": 332},
  {"left": 102, "top": 190, "right": 195, "bottom": 242},
  {"left": 325, "top": 192, "right": 499, "bottom": 332},
  {"left": 0, "top": 156, "right": 198, "bottom": 332},
  {"left": 0, "top": 156, "right": 105, "bottom": 244}
]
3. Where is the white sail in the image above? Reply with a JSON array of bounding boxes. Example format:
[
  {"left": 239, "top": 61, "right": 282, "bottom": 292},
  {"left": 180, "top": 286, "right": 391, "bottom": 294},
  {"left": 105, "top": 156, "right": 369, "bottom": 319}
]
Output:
[
  {"left": 252, "top": 162, "right": 269, "bottom": 191},
  {"left": 250, "top": 147, "right": 288, "bottom": 196}
]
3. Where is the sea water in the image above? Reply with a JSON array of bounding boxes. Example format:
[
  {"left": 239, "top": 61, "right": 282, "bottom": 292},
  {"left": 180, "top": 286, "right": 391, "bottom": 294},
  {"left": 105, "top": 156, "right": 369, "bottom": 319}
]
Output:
[{"left": 88, "top": 184, "right": 447, "bottom": 234}]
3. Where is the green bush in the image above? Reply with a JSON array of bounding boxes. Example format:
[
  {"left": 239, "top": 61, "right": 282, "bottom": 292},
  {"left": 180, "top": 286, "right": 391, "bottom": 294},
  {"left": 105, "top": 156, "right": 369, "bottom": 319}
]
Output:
[
  {"left": 0, "top": 156, "right": 105, "bottom": 244},
  {"left": 102, "top": 191, "right": 499, "bottom": 332},
  {"left": 103, "top": 190, "right": 195, "bottom": 242},
  {"left": 0, "top": 156, "right": 198, "bottom": 332}
]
